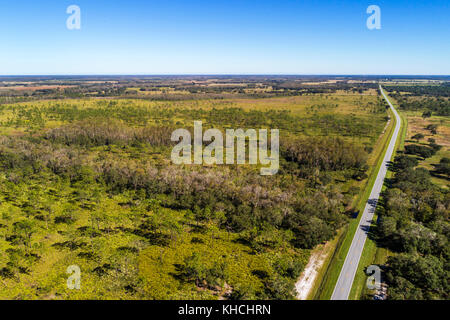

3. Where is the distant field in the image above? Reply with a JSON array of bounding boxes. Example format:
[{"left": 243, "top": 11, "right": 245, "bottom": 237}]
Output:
[
  {"left": 0, "top": 85, "right": 75, "bottom": 91},
  {"left": 404, "top": 111, "right": 450, "bottom": 188}
]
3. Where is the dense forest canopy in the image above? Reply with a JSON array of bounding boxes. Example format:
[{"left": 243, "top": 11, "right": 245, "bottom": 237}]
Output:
[{"left": 376, "top": 154, "right": 449, "bottom": 299}]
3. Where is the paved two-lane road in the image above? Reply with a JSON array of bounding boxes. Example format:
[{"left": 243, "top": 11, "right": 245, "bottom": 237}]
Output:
[{"left": 331, "top": 85, "right": 401, "bottom": 300}]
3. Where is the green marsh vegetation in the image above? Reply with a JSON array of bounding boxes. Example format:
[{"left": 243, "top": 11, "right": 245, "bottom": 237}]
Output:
[{"left": 0, "top": 79, "right": 389, "bottom": 299}]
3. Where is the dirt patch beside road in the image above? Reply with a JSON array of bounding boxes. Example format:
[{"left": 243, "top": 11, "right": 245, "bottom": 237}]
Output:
[{"left": 295, "top": 240, "right": 334, "bottom": 300}]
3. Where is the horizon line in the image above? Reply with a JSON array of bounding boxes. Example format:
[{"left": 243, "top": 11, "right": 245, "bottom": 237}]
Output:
[{"left": 1, "top": 74, "right": 449, "bottom": 77}]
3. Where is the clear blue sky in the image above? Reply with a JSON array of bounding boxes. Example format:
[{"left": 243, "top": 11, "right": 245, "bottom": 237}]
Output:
[{"left": 0, "top": 0, "right": 449, "bottom": 75}]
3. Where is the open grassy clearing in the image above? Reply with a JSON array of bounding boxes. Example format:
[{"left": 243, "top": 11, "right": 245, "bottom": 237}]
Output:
[{"left": 403, "top": 111, "right": 450, "bottom": 188}]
